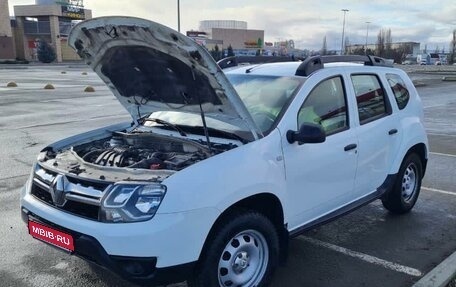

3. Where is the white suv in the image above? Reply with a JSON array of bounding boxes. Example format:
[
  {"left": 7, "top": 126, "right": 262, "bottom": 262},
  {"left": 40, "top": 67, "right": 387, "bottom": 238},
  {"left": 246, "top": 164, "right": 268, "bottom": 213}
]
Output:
[{"left": 21, "top": 17, "right": 428, "bottom": 287}]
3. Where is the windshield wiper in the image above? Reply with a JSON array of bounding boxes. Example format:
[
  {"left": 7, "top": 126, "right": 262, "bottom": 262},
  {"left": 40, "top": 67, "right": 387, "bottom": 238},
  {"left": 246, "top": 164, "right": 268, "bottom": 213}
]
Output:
[
  {"left": 205, "top": 127, "right": 249, "bottom": 144},
  {"left": 142, "top": 118, "right": 187, "bottom": 137},
  {"left": 177, "top": 125, "right": 248, "bottom": 144}
]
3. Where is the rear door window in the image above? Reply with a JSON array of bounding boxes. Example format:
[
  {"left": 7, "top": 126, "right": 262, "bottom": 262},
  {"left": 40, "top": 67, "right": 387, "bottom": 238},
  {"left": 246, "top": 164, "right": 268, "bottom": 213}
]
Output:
[
  {"left": 386, "top": 73, "right": 410, "bottom": 110},
  {"left": 351, "top": 74, "right": 389, "bottom": 124}
]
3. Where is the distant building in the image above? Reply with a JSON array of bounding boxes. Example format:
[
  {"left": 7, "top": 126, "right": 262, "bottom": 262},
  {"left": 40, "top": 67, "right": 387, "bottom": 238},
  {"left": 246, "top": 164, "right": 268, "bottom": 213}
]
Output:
[
  {"left": 185, "top": 30, "right": 222, "bottom": 50},
  {"left": 187, "top": 20, "right": 264, "bottom": 55},
  {"left": 12, "top": 0, "right": 92, "bottom": 62},
  {"left": 211, "top": 28, "right": 264, "bottom": 50},
  {"left": 199, "top": 20, "right": 247, "bottom": 34},
  {"left": 0, "top": 0, "right": 16, "bottom": 60},
  {"left": 263, "top": 40, "right": 296, "bottom": 56}
]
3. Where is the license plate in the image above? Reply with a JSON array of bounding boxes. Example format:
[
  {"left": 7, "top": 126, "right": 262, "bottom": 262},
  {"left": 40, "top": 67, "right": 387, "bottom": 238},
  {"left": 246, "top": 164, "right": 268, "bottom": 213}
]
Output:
[{"left": 28, "top": 220, "right": 74, "bottom": 252}]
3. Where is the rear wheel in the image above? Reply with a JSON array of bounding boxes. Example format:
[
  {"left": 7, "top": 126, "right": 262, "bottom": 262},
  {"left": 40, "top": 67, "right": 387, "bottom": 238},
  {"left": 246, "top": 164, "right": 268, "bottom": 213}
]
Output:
[
  {"left": 189, "top": 210, "right": 279, "bottom": 287},
  {"left": 382, "top": 153, "right": 423, "bottom": 214}
]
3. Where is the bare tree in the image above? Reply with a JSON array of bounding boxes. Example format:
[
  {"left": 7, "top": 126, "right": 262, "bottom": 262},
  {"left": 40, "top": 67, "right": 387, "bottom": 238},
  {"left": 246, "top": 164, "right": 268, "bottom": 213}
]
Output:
[
  {"left": 394, "top": 43, "right": 413, "bottom": 64},
  {"left": 376, "top": 29, "right": 385, "bottom": 57},
  {"left": 321, "top": 36, "right": 328, "bottom": 55},
  {"left": 227, "top": 44, "right": 235, "bottom": 57},
  {"left": 385, "top": 28, "right": 392, "bottom": 56},
  {"left": 450, "top": 29, "right": 456, "bottom": 64},
  {"left": 350, "top": 46, "right": 366, "bottom": 55}
]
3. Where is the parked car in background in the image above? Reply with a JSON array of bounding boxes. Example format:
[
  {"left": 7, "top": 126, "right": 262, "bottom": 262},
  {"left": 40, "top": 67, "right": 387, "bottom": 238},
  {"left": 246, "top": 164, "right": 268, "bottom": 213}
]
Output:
[
  {"left": 429, "top": 53, "right": 441, "bottom": 65},
  {"left": 417, "top": 54, "right": 430, "bottom": 65},
  {"left": 21, "top": 17, "right": 429, "bottom": 287},
  {"left": 402, "top": 55, "right": 417, "bottom": 65},
  {"left": 403, "top": 59, "right": 416, "bottom": 65}
]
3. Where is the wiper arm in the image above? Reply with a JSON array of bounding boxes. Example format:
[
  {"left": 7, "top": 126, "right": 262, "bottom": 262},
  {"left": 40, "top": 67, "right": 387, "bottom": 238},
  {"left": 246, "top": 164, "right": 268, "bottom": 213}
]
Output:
[
  {"left": 178, "top": 125, "right": 248, "bottom": 144},
  {"left": 143, "top": 118, "right": 187, "bottom": 137},
  {"left": 205, "top": 128, "right": 248, "bottom": 144}
]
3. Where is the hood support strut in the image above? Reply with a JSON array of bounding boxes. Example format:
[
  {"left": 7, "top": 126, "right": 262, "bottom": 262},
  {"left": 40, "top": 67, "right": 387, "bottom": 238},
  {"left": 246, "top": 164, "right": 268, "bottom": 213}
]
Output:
[{"left": 198, "top": 95, "right": 213, "bottom": 154}]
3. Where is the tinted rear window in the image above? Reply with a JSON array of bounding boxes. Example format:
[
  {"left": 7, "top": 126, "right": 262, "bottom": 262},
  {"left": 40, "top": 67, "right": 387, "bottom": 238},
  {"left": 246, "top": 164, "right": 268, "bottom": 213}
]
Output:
[
  {"left": 386, "top": 73, "right": 410, "bottom": 110},
  {"left": 351, "top": 74, "right": 388, "bottom": 124}
]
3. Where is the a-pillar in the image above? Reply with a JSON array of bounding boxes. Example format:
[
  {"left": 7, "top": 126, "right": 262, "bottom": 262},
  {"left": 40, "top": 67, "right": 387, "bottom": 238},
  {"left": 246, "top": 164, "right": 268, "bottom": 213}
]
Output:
[{"left": 49, "top": 15, "right": 62, "bottom": 62}]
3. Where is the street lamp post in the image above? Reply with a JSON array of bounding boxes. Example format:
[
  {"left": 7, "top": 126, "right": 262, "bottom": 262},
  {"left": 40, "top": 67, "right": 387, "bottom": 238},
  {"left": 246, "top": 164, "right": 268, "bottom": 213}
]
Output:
[
  {"left": 365, "top": 21, "right": 371, "bottom": 55},
  {"left": 177, "top": 0, "right": 181, "bottom": 33},
  {"left": 341, "top": 9, "right": 349, "bottom": 55}
]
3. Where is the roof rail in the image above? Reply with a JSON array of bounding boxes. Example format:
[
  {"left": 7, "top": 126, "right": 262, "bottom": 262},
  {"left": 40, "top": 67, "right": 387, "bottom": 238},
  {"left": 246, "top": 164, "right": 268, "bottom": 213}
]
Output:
[
  {"left": 295, "top": 55, "right": 393, "bottom": 77},
  {"left": 217, "top": 55, "right": 299, "bottom": 69},
  {"left": 217, "top": 56, "right": 238, "bottom": 69}
]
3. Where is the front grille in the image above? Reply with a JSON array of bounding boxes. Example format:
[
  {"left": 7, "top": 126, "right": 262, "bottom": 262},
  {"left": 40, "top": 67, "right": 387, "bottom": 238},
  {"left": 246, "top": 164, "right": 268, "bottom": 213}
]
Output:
[
  {"left": 64, "top": 200, "right": 100, "bottom": 220},
  {"left": 31, "top": 182, "right": 53, "bottom": 205},
  {"left": 31, "top": 165, "right": 110, "bottom": 221},
  {"left": 66, "top": 175, "right": 110, "bottom": 191}
]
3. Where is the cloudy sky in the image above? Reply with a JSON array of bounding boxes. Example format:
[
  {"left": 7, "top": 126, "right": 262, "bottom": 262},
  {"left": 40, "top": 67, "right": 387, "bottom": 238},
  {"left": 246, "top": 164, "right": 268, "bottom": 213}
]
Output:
[{"left": 7, "top": 0, "right": 456, "bottom": 51}]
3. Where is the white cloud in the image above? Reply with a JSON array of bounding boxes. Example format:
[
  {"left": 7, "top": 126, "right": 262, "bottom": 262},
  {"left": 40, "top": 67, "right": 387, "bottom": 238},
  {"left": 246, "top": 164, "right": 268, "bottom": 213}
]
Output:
[{"left": 7, "top": 0, "right": 456, "bottom": 50}]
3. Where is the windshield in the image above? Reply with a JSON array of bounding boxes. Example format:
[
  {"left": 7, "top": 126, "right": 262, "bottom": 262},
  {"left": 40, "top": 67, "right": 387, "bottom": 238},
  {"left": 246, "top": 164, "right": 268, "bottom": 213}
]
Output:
[
  {"left": 142, "top": 74, "right": 302, "bottom": 140},
  {"left": 143, "top": 111, "right": 255, "bottom": 142},
  {"left": 226, "top": 74, "right": 303, "bottom": 132}
]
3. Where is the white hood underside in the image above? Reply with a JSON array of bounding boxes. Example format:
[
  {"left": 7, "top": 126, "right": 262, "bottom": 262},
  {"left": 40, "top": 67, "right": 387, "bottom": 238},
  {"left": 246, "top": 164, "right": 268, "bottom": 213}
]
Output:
[{"left": 68, "top": 16, "right": 262, "bottom": 139}]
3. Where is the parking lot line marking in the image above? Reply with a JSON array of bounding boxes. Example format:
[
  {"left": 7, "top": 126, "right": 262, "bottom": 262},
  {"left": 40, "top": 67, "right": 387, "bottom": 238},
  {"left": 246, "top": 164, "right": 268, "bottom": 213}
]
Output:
[
  {"left": 299, "top": 236, "right": 423, "bottom": 277},
  {"left": 0, "top": 173, "right": 29, "bottom": 181},
  {"left": 422, "top": 187, "right": 456, "bottom": 196},
  {"left": 427, "top": 133, "right": 456, "bottom": 138},
  {"left": 429, "top": 152, "right": 456, "bottom": 158}
]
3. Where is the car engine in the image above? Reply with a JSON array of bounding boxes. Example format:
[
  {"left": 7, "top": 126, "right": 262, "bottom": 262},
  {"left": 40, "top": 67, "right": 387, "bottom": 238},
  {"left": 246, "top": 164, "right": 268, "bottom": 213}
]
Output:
[{"left": 71, "top": 131, "right": 235, "bottom": 171}]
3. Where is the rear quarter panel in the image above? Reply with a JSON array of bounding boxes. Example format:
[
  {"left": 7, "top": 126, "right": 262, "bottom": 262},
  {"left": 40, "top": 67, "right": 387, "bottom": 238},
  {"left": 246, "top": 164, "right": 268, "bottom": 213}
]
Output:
[{"left": 380, "top": 69, "right": 428, "bottom": 174}]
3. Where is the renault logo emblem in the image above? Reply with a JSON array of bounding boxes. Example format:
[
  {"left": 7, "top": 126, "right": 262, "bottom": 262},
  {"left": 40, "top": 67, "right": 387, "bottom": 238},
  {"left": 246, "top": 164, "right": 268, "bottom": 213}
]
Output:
[{"left": 49, "top": 174, "right": 68, "bottom": 207}]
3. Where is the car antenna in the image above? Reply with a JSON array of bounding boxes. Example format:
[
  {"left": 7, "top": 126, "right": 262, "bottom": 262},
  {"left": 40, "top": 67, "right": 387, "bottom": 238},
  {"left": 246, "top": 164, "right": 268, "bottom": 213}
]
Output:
[{"left": 245, "top": 64, "right": 262, "bottom": 74}]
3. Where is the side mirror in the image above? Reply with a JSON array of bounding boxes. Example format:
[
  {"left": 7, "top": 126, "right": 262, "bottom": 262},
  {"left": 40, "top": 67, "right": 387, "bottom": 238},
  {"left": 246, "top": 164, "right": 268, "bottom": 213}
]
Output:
[{"left": 286, "top": 123, "right": 326, "bottom": 145}]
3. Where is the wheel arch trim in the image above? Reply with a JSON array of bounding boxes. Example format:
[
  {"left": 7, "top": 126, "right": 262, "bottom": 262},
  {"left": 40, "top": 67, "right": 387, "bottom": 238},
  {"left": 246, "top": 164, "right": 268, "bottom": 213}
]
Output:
[
  {"left": 197, "top": 193, "right": 287, "bottom": 263},
  {"left": 389, "top": 140, "right": 428, "bottom": 176}
]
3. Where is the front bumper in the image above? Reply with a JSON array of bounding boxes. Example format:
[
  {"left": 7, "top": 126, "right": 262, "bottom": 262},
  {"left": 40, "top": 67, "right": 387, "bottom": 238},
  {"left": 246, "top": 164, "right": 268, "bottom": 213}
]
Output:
[
  {"left": 21, "top": 187, "right": 221, "bottom": 285},
  {"left": 21, "top": 190, "right": 219, "bottom": 266},
  {"left": 22, "top": 208, "right": 194, "bottom": 286}
]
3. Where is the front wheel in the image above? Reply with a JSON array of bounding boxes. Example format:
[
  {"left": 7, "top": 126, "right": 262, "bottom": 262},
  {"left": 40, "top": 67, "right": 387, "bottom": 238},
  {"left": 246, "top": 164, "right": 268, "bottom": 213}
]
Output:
[
  {"left": 382, "top": 153, "right": 423, "bottom": 214},
  {"left": 189, "top": 210, "right": 279, "bottom": 287}
]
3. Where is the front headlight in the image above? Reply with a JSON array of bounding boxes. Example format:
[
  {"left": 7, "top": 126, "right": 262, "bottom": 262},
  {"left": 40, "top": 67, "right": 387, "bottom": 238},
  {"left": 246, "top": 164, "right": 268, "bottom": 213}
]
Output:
[{"left": 100, "top": 182, "right": 167, "bottom": 223}]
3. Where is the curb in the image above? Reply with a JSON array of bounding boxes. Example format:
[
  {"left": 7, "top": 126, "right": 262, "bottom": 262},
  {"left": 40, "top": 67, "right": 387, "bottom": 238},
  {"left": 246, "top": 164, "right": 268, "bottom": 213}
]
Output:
[
  {"left": 412, "top": 250, "right": 456, "bottom": 287},
  {"left": 442, "top": 76, "right": 456, "bottom": 81},
  {"left": 413, "top": 80, "right": 426, "bottom": 87}
]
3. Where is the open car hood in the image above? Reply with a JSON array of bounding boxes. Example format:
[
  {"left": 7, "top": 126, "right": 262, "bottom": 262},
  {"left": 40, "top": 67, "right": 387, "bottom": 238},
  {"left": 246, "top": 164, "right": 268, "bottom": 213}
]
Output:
[{"left": 68, "top": 16, "right": 262, "bottom": 139}]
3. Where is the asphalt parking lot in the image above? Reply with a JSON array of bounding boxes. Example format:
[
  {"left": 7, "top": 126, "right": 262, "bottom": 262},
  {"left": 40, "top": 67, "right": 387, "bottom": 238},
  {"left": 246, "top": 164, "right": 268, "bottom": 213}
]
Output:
[{"left": 0, "top": 64, "right": 455, "bottom": 287}]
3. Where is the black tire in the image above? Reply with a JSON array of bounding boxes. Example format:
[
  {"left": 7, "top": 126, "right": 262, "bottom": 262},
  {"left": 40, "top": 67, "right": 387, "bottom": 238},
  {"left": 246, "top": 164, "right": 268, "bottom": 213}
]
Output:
[
  {"left": 189, "top": 210, "right": 279, "bottom": 287},
  {"left": 382, "top": 153, "right": 423, "bottom": 214}
]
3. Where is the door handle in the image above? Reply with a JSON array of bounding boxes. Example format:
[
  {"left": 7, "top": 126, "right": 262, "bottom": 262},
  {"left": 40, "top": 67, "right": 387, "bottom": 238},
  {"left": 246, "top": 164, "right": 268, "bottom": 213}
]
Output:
[
  {"left": 388, "top": 129, "right": 398, "bottom": 135},
  {"left": 344, "top": 144, "right": 357, "bottom": 151}
]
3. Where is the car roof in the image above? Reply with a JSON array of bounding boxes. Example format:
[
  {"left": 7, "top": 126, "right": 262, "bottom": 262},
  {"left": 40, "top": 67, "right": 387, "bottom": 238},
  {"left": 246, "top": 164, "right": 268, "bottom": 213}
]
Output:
[
  {"left": 225, "top": 62, "right": 303, "bottom": 77},
  {"left": 225, "top": 61, "right": 390, "bottom": 77},
  {"left": 223, "top": 55, "right": 396, "bottom": 78}
]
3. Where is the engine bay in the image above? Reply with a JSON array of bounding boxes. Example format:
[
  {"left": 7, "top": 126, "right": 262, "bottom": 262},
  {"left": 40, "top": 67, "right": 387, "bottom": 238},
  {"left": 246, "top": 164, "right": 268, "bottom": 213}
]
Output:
[
  {"left": 37, "top": 129, "right": 240, "bottom": 183},
  {"left": 71, "top": 131, "right": 237, "bottom": 171},
  {"left": 73, "top": 132, "right": 206, "bottom": 171}
]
